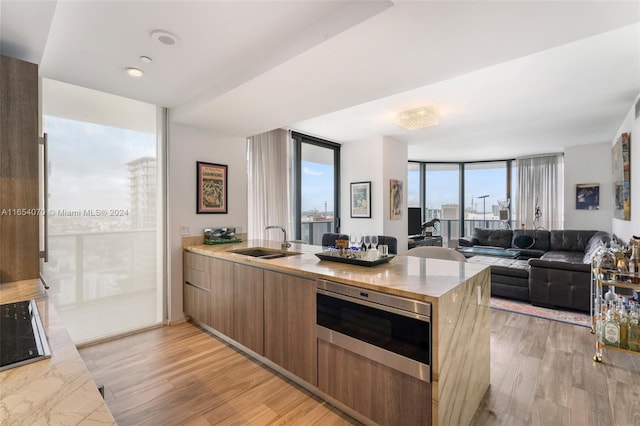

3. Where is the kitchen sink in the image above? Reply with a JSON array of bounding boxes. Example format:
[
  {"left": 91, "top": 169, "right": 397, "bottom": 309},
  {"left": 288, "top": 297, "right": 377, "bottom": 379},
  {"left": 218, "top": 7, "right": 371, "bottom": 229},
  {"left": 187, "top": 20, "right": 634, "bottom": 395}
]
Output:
[{"left": 229, "top": 248, "right": 302, "bottom": 260}]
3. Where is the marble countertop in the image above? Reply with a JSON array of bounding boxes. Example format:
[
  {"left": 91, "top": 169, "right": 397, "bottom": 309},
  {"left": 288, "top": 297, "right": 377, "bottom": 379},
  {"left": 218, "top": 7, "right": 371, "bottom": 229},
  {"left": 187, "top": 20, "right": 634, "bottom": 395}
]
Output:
[
  {"left": 0, "top": 279, "right": 115, "bottom": 425},
  {"left": 186, "top": 239, "right": 489, "bottom": 303}
]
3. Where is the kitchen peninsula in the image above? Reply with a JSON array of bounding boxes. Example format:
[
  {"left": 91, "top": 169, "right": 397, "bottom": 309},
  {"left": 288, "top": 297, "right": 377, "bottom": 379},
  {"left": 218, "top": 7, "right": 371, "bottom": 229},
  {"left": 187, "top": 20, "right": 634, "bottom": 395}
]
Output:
[
  {"left": 185, "top": 240, "right": 491, "bottom": 426},
  {"left": 0, "top": 279, "right": 115, "bottom": 424}
]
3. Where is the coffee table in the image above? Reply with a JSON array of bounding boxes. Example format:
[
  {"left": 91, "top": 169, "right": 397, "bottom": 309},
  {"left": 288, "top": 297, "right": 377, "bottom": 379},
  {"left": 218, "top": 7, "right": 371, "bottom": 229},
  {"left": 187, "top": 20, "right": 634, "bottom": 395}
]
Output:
[{"left": 456, "top": 246, "right": 521, "bottom": 259}]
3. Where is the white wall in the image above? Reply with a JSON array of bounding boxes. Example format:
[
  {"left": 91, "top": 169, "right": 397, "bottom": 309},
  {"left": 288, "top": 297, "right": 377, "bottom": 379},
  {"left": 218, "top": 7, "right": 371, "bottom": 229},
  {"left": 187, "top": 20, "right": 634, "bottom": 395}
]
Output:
[
  {"left": 611, "top": 94, "right": 640, "bottom": 242},
  {"left": 340, "top": 136, "right": 408, "bottom": 253},
  {"left": 381, "top": 136, "right": 408, "bottom": 253},
  {"left": 341, "top": 138, "right": 383, "bottom": 237},
  {"left": 564, "top": 142, "right": 612, "bottom": 232},
  {"left": 168, "top": 123, "right": 247, "bottom": 323}
]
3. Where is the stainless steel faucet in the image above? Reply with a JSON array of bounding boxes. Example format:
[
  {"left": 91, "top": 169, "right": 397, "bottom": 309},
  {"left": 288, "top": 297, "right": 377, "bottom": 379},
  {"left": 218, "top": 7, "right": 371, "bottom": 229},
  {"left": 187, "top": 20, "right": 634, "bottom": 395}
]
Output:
[{"left": 265, "top": 225, "right": 291, "bottom": 249}]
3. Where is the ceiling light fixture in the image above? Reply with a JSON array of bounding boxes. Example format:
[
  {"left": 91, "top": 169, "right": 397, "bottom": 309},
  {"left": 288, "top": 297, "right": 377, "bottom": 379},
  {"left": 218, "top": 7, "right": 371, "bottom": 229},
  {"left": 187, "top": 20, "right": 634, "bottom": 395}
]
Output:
[
  {"left": 150, "top": 29, "right": 181, "bottom": 47},
  {"left": 126, "top": 67, "right": 145, "bottom": 78},
  {"left": 139, "top": 56, "right": 152, "bottom": 63},
  {"left": 396, "top": 107, "right": 439, "bottom": 130}
]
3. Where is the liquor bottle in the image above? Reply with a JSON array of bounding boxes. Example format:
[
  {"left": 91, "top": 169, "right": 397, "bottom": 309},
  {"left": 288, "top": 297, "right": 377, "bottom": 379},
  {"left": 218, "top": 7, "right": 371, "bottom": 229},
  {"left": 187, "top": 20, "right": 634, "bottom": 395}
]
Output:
[
  {"left": 604, "top": 286, "right": 617, "bottom": 305},
  {"left": 602, "top": 301, "right": 620, "bottom": 347},
  {"left": 629, "top": 241, "right": 640, "bottom": 284},
  {"left": 616, "top": 297, "right": 629, "bottom": 349},
  {"left": 598, "top": 247, "right": 616, "bottom": 283},
  {"left": 628, "top": 302, "right": 640, "bottom": 352}
]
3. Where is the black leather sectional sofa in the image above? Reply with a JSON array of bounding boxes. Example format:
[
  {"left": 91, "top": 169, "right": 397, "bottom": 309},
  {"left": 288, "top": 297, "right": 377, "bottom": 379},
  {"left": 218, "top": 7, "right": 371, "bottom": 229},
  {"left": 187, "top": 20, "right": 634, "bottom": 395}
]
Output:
[{"left": 459, "top": 228, "right": 611, "bottom": 312}]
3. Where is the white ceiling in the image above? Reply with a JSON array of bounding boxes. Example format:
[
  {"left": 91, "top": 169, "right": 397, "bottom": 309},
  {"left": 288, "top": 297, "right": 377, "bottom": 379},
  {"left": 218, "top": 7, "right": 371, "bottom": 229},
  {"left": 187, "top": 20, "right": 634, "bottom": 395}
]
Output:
[{"left": 2, "top": 0, "right": 639, "bottom": 162}]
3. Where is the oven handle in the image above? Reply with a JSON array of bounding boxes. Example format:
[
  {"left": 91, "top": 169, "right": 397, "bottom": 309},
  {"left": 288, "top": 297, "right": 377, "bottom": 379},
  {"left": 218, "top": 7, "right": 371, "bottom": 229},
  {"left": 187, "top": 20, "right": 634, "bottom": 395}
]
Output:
[{"left": 317, "top": 288, "right": 430, "bottom": 322}]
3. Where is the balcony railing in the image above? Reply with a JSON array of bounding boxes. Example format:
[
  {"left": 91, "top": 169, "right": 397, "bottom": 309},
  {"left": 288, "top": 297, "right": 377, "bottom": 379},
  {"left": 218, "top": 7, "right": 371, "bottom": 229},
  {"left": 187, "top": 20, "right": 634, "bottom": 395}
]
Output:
[
  {"left": 301, "top": 220, "right": 333, "bottom": 245},
  {"left": 302, "top": 218, "right": 511, "bottom": 248}
]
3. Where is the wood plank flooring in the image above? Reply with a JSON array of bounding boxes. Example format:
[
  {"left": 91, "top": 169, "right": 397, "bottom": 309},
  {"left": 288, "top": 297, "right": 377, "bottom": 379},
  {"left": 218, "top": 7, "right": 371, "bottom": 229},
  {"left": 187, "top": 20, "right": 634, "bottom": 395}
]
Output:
[
  {"left": 79, "top": 322, "right": 355, "bottom": 426},
  {"left": 79, "top": 310, "right": 640, "bottom": 426}
]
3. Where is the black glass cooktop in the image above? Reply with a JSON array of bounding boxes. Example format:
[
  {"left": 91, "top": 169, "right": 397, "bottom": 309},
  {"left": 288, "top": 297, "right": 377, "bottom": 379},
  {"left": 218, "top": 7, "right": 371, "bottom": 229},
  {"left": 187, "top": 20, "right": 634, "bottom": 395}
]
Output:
[{"left": 0, "top": 299, "right": 51, "bottom": 371}]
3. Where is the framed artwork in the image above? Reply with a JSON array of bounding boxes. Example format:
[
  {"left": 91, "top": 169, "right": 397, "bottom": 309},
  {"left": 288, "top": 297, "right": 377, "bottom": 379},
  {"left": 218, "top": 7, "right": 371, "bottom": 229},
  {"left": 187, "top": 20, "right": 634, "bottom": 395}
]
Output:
[
  {"left": 350, "top": 181, "right": 371, "bottom": 218},
  {"left": 576, "top": 183, "right": 599, "bottom": 210},
  {"left": 197, "top": 161, "right": 228, "bottom": 214},
  {"left": 612, "top": 133, "right": 631, "bottom": 220},
  {"left": 390, "top": 179, "right": 403, "bottom": 220}
]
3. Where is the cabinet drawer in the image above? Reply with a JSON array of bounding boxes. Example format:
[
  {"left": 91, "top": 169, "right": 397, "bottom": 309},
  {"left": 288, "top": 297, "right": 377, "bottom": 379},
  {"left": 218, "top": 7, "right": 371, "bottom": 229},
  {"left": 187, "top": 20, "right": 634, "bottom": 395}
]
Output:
[
  {"left": 184, "top": 267, "right": 210, "bottom": 291},
  {"left": 184, "top": 252, "right": 210, "bottom": 272}
]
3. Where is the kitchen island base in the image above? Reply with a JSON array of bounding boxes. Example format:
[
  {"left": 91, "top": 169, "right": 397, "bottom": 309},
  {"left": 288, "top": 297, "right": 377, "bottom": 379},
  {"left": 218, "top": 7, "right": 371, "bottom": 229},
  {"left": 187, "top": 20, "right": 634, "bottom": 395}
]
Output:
[{"left": 184, "top": 241, "right": 491, "bottom": 425}]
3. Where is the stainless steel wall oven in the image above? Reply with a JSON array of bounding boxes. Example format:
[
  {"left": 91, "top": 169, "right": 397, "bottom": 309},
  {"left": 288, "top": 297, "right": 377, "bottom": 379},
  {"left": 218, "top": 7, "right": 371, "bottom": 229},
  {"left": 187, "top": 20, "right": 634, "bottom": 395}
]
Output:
[{"left": 316, "top": 280, "right": 431, "bottom": 382}]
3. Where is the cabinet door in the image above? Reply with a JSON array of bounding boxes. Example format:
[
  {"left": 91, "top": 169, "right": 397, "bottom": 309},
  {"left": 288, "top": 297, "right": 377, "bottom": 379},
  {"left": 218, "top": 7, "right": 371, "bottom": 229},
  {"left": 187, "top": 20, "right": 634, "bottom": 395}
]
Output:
[
  {"left": 264, "top": 271, "right": 317, "bottom": 385},
  {"left": 210, "top": 258, "right": 234, "bottom": 335},
  {"left": 233, "top": 264, "right": 264, "bottom": 354},
  {"left": 318, "top": 340, "right": 431, "bottom": 425},
  {"left": 184, "top": 252, "right": 211, "bottom": 290},
  {"left": 0, "top": 56, "right": 39, "bottom": 282},
  {"left": 184, "top": 283, "right": 210, "bottom": 325},
  {"left": 183, "top": 252, "right": 211, "bottom": 324}
]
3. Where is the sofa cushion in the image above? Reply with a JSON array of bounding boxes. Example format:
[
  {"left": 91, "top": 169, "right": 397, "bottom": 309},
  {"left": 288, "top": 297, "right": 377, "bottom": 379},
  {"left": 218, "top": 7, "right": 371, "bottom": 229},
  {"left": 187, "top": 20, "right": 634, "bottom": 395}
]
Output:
[
  {"left": 467, "top": 256, "right": 530, "bottom": 278},
  {"left": 540, "top": 251, "right": 585, "bottom": 264},
  {"left": 474, "top": 228, "right": 513, "bottom": 249},
  {"left": 529, "top": 256, "right": 591, "bottom": 273},
  {"left": 458, "top": 236, "right": 479, "bottom": 247},
  {"left": 549, "top": 230, "right": 598, "bottom": 252}
]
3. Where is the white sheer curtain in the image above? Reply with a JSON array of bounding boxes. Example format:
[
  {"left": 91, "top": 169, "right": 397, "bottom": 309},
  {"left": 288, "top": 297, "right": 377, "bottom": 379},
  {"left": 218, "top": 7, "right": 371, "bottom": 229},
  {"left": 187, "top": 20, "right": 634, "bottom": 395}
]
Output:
[
  {"left": 516, "top": 154, "right": 564, "bottom": 230},
  {"left": 247, "top": 129, "right": 292, "bottom": 240}
]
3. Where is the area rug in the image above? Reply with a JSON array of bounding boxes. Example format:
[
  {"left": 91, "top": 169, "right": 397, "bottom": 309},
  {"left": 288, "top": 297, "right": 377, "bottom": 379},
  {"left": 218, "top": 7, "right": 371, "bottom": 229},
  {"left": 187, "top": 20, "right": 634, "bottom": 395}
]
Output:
[{"left": 490, "top": 297, "right": 591, "bottom": 328}]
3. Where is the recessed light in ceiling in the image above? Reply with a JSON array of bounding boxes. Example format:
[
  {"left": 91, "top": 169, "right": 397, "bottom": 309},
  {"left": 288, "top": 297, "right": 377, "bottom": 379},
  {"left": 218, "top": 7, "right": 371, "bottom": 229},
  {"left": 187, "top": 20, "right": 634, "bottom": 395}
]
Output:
[
  {"left": 150, "top": 29, "right": 181, "bottom": 47},
  {"left": 126, "top": 67, "right": 145, "bottom": 78},
  {"left": 139, "top": 56, "right": 152, "bottom": 63}
]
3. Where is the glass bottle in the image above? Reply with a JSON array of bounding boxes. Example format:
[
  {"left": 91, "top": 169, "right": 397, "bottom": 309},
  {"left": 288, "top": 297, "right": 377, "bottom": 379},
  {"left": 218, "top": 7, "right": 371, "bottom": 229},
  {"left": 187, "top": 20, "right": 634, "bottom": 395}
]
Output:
[
  {"left": 617, "top": 297, "right": 629, "bottom": 349},
  {"left": 598, "top": 246, "right": 616, "bottom": 283},
  {"left": 628, "top": 242, "right": 640, "bottom": 284},
  {"left": 602, "top": 301, "right": 620, "bottom": 347},
  {"left": 628, "top": 302, "right": 640, "bottom": 352},
  {"left": 604, "top": 286, "right": 617, "bottom": 305}
]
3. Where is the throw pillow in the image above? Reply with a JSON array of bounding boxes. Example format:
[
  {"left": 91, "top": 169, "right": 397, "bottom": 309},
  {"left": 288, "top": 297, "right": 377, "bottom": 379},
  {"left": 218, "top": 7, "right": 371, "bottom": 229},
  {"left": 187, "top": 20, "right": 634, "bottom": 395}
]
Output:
[{"left": 513, "top": 235, "right": 535, "bottom": 249}]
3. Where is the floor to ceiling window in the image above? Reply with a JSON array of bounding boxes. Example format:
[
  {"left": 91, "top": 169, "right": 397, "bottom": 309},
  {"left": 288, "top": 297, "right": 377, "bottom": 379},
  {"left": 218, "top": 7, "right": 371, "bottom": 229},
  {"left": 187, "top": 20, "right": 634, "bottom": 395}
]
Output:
[
  {"left": 463, "top": 161, "right": 509, "bottom": 234},
  {"left": 409, "top": 160, "right": 513, "bottom": 245},
  {"left": 292, "top": 132, "right": 340, "bottom": 245},
  {"left": 40, "top": 79, "right": 163, "bottom": 344},
  {"left": 425, "top": 164, "right": 461, "bottom": 246}
]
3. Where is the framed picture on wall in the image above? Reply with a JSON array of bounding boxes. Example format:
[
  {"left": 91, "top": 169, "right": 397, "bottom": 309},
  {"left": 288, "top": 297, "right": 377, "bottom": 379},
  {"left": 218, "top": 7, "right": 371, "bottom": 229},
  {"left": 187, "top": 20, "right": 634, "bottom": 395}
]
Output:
[
  {"left": 612, "top": 132, "right": 631, "bottom": 220},
  {"left": 390, "top": 179, "right": 403, "bottom": 220},
  {"left": 576, "top": 183, "right": 599, "bottom": 210},
  {"left": 197, "top": 161, "right": 228, "bottom": 214},
  {"left": 350, "top": 181, "right": 371, "bottom": 218}
]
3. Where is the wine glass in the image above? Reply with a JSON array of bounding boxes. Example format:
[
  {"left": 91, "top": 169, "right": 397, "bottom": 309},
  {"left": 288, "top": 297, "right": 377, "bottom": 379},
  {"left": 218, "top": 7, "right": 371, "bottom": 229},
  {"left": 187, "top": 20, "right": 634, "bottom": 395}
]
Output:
[
  {"left": 364, "top": 235, "right": 371, "bottom": 250},
  {"left": 370, "top": 235, "right": 378, "bottom": 251},
  {"left": 350, "top": 232, "right": 359, "bottom": 249}
]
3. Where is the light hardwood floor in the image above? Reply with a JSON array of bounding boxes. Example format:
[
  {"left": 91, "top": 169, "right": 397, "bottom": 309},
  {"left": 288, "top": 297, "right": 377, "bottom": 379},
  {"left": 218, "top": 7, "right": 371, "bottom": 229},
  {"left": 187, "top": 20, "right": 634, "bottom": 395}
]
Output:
[{"left": 79, "top": 310, "right": 640, "bottom": 426}]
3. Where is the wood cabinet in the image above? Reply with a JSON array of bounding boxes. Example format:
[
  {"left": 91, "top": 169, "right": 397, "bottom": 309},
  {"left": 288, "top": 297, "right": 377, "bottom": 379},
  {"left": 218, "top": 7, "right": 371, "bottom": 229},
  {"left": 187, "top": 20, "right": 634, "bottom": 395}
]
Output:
[
  {"left": 263, "top": 270, "right": 317, "bottom": 385},
  {"left": 209, "top": 258, "right": 235, "bottom": 336},
  {"left": 318, "top": 339, "right": 431, "bottom": 425},
  {"left": 233, "top": 263, "right": 264, "bottom": 354},
  {"left": 0, "top": 55, "right": 39, "bottom": 283},
  {"left": 183, "top": 252, "right": 211, "bottom": 325}
]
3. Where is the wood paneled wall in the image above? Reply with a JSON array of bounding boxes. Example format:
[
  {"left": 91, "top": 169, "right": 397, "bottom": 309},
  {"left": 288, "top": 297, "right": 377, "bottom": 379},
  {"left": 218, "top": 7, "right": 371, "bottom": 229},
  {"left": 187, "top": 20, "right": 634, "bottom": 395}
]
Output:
[{"left": 0, "top": 55, "right": 39, "bottom": 283}]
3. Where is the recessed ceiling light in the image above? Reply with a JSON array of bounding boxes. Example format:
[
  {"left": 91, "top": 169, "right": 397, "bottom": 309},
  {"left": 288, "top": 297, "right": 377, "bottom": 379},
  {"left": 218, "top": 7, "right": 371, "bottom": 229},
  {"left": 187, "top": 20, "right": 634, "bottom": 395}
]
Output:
[
  {"left": 126, "top": 67, "right": 145, "bottom": 78},
  {"left": 139, "top": 56, "right": 152, "bottom": 63},
  {"left": 150, "top": 29, "right": 181, "bottom": 47}
]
